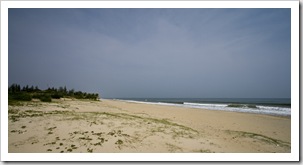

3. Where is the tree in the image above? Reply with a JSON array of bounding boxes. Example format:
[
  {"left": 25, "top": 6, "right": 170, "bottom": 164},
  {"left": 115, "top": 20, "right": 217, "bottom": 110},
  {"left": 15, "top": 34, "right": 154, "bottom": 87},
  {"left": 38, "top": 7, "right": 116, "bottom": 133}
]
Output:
[
  {"left": 34, "top": 86, "right": 40, "bottom": 92},
  {"left": 68, "top": 89, "right": 75, "bottom": 96},
  {"left": 63, "top": 86, "right": 67, "bottom": 94},
  {"left": 8, "top": 84, "right": 21, "bottom": 93},
  {"left": 25, "top": 85, "right": 29, "bottom": 92},
  {"left": 29, "top": 85, "right": 34, "bottom": 92}
]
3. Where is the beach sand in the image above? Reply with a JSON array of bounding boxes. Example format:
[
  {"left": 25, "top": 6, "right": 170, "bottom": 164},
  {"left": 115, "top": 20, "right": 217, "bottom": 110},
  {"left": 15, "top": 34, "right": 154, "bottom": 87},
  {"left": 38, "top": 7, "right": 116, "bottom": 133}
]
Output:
[{"left": 8, "top": 99, "right": 291, "bottom": 153}]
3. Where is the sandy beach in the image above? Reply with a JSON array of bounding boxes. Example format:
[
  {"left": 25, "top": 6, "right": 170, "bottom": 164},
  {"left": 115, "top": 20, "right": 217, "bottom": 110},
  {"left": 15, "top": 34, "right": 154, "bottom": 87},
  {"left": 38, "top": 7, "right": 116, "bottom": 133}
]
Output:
[{"left": 8, "top": 99, "right": 291, "bottom": 153}]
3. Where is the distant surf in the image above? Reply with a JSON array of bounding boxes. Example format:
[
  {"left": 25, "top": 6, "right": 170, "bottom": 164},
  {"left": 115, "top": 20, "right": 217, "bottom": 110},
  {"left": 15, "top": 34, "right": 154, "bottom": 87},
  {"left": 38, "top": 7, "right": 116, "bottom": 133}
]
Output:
[{"left": 114, "top": 98, "right": 291, "bottom": 116}]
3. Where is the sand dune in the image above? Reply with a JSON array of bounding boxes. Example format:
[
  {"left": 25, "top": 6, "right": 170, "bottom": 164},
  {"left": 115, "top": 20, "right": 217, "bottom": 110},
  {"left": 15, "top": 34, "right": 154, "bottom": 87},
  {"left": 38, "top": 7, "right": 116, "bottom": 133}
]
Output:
[{"left": 8, "top": 99, "right": 290, "bottom": 153}]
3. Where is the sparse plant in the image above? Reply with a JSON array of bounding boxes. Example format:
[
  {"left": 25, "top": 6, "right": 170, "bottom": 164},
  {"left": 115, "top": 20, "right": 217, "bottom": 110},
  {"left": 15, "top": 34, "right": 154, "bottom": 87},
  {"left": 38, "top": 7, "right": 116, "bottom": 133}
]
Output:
[
  {"left": 87, "top": 148, "right": 93, "bottom": 153},
  {"left": 70, "top": 144, "right": 78, "bottom": 149},
  {"left": 195, "top": 149, "right": 212, "bottom": 153},
  {"left": 115, "top": 139, "right": 123, "bottom": 145},
  {"left": 39, "top": 94, "right": 52, "bottom": 102}
]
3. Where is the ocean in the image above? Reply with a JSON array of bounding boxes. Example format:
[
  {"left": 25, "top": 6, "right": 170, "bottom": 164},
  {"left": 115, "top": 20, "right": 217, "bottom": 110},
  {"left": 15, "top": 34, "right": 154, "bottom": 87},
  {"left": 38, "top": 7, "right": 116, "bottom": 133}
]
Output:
[{"left": 114, "top": 98, "right": 291, "bottom": 116}]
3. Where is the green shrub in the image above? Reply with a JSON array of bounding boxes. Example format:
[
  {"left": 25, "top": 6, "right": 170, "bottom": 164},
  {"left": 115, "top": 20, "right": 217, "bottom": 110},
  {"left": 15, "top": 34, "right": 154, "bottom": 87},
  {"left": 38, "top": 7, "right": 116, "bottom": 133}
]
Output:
[
  {"left": 32, "top": 94, "right": 42, "bottom": 99},
  {"left": 9, "top": 92, "right": 32, "bottom": 101},
  {"left": 51, "top": 93, "right": 63, "bottom": 99},
  {"left": 39, "top": 94, "right": 52, "bottom": 102}
]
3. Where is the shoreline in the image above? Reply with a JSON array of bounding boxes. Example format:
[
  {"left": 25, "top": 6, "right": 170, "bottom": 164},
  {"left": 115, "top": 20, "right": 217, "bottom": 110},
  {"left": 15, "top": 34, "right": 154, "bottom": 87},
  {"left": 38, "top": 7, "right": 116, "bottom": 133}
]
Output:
[
  {"left": 8, "top": 99, "right": 291, "bottom": 153},
  {"left": 108, "top": 98, "right": 291, "bottom": 118}
]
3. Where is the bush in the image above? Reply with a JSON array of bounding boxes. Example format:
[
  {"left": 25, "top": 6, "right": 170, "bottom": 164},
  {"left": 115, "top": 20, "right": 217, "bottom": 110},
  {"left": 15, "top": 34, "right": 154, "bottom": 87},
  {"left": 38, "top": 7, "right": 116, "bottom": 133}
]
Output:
[
  {"left": 39, "top": 94, "right": 52, "bottom": 102},
  {"left": 9, "top": 92, "right": 32, "bottom": 101},
  {"left": 51, "top": 93, "right": 64, "bottom": 99},
  {"left": 32, "top": 94, "right": 41, "bottom": 99}
]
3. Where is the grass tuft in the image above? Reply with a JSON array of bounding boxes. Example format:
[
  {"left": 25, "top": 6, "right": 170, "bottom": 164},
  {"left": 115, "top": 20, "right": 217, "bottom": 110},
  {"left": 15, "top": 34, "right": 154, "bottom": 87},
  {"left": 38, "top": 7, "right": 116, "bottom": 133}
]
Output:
[{"left": 225, "top": 130, "right": 290, "bottom": 148}]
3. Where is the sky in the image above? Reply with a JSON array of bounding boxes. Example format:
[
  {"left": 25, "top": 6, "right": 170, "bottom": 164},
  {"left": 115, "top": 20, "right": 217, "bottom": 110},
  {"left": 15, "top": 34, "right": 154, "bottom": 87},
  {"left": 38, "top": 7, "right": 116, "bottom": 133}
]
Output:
[{"left": 8, "top": 8, "right": 291, "bottom": 98}]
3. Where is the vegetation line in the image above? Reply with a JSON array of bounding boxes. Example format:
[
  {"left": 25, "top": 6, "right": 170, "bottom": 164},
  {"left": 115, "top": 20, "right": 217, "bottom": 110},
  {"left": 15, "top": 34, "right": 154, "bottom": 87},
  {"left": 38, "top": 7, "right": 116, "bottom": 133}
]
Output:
[{"left": 8, "top": 84, "right": 99, "bottom": 103}]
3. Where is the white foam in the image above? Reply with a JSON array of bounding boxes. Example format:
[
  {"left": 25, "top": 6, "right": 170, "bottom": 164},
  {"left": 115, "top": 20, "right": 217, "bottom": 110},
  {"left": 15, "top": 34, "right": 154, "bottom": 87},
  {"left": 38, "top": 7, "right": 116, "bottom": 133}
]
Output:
[
  {"left": 184, "top": 102, "right": 227, "bottom": 107},
  {"left": 257, "top": 105, "right": 290, "bottom": 112},
  {"left": 183, "top": 102, "right": 290, "bottom": 116}
]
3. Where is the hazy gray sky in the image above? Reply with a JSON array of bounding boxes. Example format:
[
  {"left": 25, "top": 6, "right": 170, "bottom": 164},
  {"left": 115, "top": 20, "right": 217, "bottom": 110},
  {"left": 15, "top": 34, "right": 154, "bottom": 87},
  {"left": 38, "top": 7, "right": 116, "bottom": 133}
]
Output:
[{"left": 8, "top": 8, "right": 291, "bottom": 98}]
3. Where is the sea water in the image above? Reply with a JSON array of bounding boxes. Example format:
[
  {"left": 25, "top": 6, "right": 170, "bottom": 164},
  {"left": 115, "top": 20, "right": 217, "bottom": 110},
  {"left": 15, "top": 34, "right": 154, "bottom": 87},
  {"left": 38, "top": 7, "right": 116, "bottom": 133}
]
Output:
[{"left": 114, "top": 98, "right": 291, "bottom": 116}]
